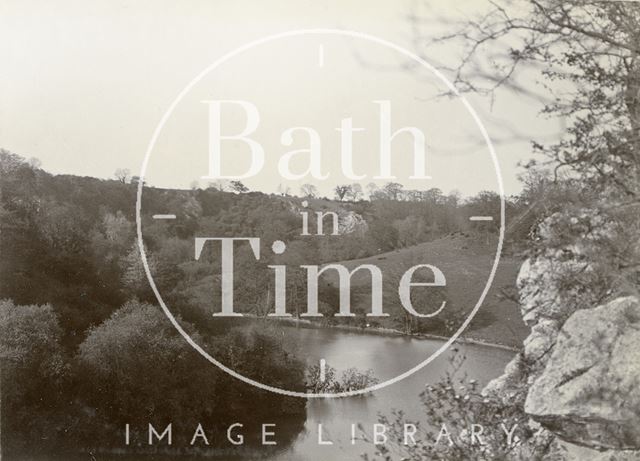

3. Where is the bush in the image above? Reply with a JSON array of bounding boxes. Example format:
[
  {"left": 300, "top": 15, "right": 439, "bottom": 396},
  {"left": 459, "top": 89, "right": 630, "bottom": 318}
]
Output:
[
  {"left": 76, "top": 300, "right": 306, "bottom": 447},
  {"left": 306, "top": 362, "right": 379, "bottom": 395},
  {"left": 363, "top": 353, "right": 554, "bottom": 460},
  {"left": 0, "top": 299, "right": 70, "bottom": 452}
]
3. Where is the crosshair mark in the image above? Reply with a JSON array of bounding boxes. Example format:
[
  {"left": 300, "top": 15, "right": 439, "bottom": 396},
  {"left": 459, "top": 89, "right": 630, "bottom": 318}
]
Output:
[
  {"left": 469, "top": 216, "right": 494, "bottom": 221},
  {"left": 319, "top": 358, "right": 326, "bottom": 382},
  {"left": 153, "top": 214, "right": 177, "bottom": 219}
]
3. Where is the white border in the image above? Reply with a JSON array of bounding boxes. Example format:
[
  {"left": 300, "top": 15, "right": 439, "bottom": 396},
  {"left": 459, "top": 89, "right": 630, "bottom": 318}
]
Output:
[{"left": 136, "top": 29, "right": 505, "bottom": 398}]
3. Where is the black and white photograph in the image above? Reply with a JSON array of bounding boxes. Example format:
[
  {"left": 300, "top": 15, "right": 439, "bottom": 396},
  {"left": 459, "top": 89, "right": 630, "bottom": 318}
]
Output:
[{"left": 1, "top": 1, "right": 639, "bottom": 460}]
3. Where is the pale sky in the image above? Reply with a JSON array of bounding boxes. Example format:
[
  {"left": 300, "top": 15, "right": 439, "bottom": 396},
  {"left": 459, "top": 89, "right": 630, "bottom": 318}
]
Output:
[{"left": 0, "top": 0, "right": 564, "bottom": 197}]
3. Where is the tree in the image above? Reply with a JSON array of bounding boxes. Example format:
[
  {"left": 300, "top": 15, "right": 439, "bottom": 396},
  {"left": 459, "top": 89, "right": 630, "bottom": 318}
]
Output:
[
  {"left": 412, "top": 0, "right": 640, "bottom": 197},
  {"left": 0, "top": 149, "right": 26, "bottom": 175},
  {"left": 367, "top": 218, "right": 399, "bottom": 251},
  {"left": 346, "top": 183, "right": 363, "bottom": 201},
  {"left": 395, "top": 215, "right": 429, "bottom": 247},
  {"left": 229, "top": 180, "right": 249, "bottom": 193},
  {"left": 120, "top": 243, "right": 157, "bottom": 301},
  {"left": 409, "top": 0, "right": 640, "bottom": 296},
  {"left": 78, "top": 300, "right": 217, "bottom": 428},
  {"left": 27, "top": 157, "right": 42, "bottom": 169},
  {"left": 366, "top": 182, "right": 379, "bottom": 199},
  {"left": 424, "top": 187, "right": 443, "bottom": 203},
  {"left": 0, "top": 300, "right": 68, "bottom": 451},
  {"left": 0, "top": 299, "right": 65, "bottom": 382},
  {"left": 424, "top": 0, "right": 640, "bottom": 294},
  {"left": 465, "top": 191, "right": 501, "bottom": 233},
  {"left": 277, "top": 183, "right": 291, "bottom": 196},
  {"left": 334, "top": 184, "right": 352, "bottom": 201},
  {"left": 114, "top": 168, "right": 130, "bottom": 184},
  {"left": 300, "top": 183, "right": 318, "bottom": 198},
  {"left": 447, "top": 189, "right": 461, "bottom": 207},
  {"left": 383, "top": 182, "right": 404, "bottom": 200},
  {"left": 77, "top": 300, "right": 306, "bottom": 441},
  {"left": 207, "top": 179, "right": 228, "bottom": 191}
]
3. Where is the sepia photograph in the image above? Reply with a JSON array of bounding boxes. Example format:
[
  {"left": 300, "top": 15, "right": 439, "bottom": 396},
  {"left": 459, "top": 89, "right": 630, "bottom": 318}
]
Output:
[{"left": 1, "top": 1, "right": 639, "bottom": 460}]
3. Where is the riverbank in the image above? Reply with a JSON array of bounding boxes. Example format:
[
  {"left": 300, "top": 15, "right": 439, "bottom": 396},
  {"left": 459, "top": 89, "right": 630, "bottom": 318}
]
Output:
[
  {"left": 244, "top": 315, "right": 521, "bottom": 352},
  {"left": 316, "top": 237, "right": 529, "bottom": 349}
]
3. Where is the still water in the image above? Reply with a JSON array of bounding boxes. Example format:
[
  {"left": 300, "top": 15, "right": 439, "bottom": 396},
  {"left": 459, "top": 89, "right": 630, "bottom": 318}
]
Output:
[{"left": 267, "top": 325, "right": 514, "bottom": 460}]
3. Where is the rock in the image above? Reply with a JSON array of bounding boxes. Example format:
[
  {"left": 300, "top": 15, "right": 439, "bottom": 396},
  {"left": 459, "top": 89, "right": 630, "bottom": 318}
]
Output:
[
  {"left": 559, "top": 441, "right": 640, "bottom": 461},
  {"left": 516, "top": 209, "right": 613, "bottom": 328},
  {"left": 483, "top": 354, "right": 529, "bottom": 406},
  {"left": 287, "top": 199, "right": 368, "bottom": 235},
  {"left": 525, "top": 296, "right": 640, "bottom": 450},
  {"left": 523, "top": 319, "right": 558, "bottom": 361},
  {"left": 338, "top": 210, "right": 368, "bottom": 235},
  {"left": 517, "top": 255, "right": 593, "bottom": 326},
  {"left": 483, "top": 210, "right": 635, "bottom": 454}
]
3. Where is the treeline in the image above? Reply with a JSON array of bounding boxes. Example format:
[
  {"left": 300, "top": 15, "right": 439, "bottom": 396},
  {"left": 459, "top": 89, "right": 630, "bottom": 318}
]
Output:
[{"left": 1, "top": 150, "right": 524, "bottom": 336}]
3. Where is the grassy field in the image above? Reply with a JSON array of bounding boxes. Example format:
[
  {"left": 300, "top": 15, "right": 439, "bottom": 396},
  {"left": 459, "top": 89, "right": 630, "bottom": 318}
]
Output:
[{"left": 323, "top": 234, "right": 529, "bottom": 349}]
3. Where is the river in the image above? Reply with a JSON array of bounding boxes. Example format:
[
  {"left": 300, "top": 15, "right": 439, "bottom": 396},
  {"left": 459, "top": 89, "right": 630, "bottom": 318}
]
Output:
[{"left": 248, "top": 324, "right": 514, "bottom": 460}]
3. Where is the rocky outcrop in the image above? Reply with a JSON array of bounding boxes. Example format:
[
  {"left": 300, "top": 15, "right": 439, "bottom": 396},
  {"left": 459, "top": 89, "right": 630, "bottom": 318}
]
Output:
[
  {"left": 483, "top": 353, "right": 529, "bottom": 406},
  {"left": 525, "top": 296, "right": 640, "bottom": 450},
  {"left": 516, "top": 254, "right": 597, "bottom": 327},
  {"left": 483, "top": 209, "right": 640, "bottom": 456},
  {"left": 559, "top": 441, "right": 640, "bottom": 460},
  {"left": 338, "top": 210, "right": 368, "bottom": 235},
  {"left": 483, "top": 252, "right": 585, "bottom": 407},
  {"left": 286, "top": 199, "right": 368, "bottom": 235},
  {"left": 522, "top": 318, "right": 558, "bottom": 362}
]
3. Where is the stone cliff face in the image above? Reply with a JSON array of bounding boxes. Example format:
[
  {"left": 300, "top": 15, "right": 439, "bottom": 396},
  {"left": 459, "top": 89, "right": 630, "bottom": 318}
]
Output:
[
  {"left": 483, "top": 251, "right": 595, "bottom": 409},
  {"left": 287, "top": 199, "right": 368, "bottom": 235},
  {"left": 484, "top": 210, "right": 640, "bottom": 456},
  {"left": 525, "top": 296, "right": 640, "bottom": 450},
  {"left": 337, "top": 210, "right": 368, "bottom": 235}
]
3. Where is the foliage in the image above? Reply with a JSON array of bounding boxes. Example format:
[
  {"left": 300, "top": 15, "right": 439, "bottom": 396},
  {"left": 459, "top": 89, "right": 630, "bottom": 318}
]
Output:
[
  {"left": 114, "top": 168, "right": 130, "bottom": 184},
  {"left": 0, "top": 300, "right": 70, "bottom": 452},
  {"left": 306, "top": 362, "right": 379, "bottom": 395},
  {"left": 229, "top": 180, "right": 249, "bottom": 193},
  {"left": 300, "top": 183, "right": 318, "bottom": 197},
  {"left": 334, "top": 184, "right": 353, "bottom": 201},
  {"left": 76, "top": 301, "right": 306, "bottom": 447},
  {"left": 363, "top": 353, "right": 555, "bottom": 461}
]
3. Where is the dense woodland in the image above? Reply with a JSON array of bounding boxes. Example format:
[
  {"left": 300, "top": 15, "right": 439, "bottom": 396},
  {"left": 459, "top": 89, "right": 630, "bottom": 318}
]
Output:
[{"left": 0, "top": 149, "right": 536, "bottom": 454}]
